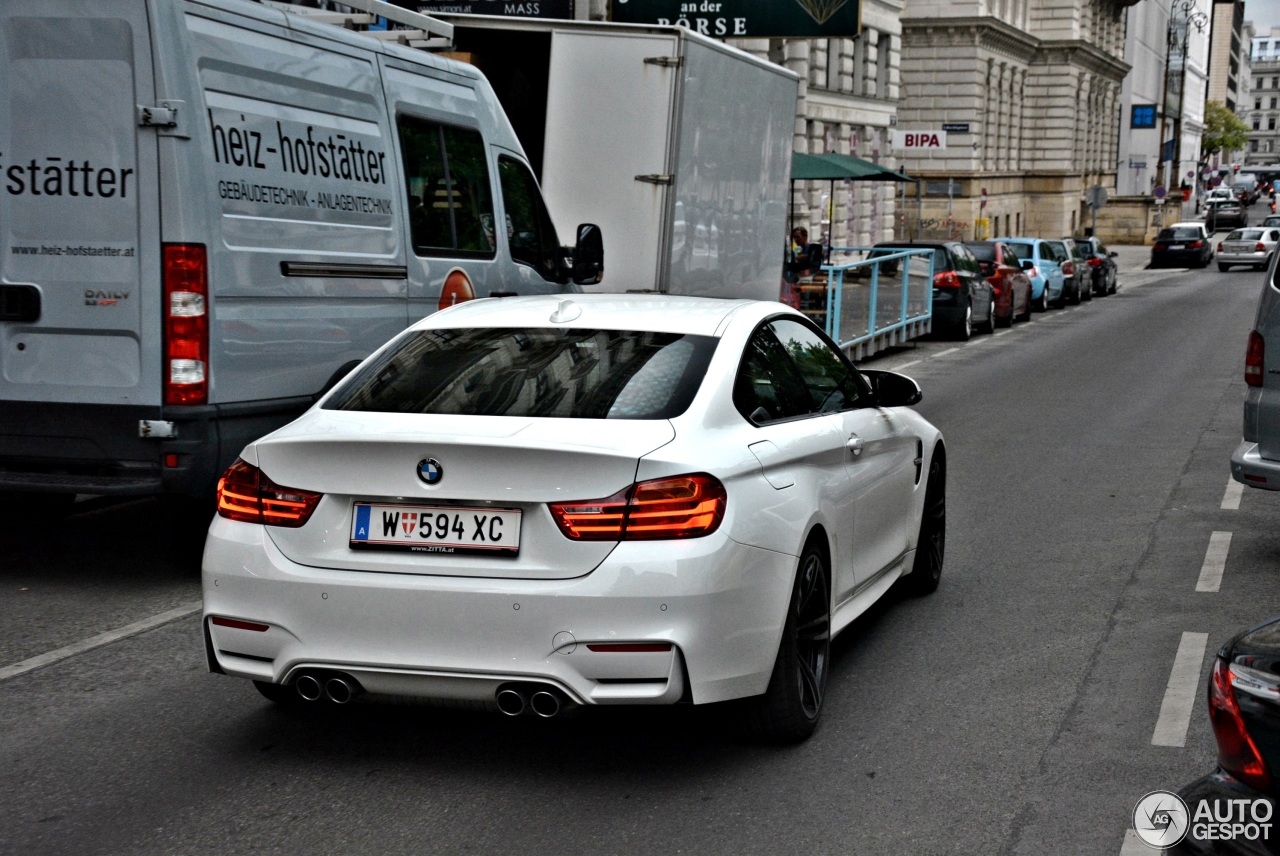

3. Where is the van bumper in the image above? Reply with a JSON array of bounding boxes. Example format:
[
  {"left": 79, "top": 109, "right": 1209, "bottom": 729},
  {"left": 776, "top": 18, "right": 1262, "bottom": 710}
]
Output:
[
  {"left": 1230, "top": 440, "right": 1280, "bottom": 490},
  {"left": 0, "top": 397, "right": 310, "bottom": 497}
]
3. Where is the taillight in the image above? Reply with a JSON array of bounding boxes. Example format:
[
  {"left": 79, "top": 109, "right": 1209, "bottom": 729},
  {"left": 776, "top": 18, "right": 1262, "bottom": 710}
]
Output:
[
  {"left": 1188, "top": 240, "right": 1204, "bottom": 249},
  {"left": 1246, "top": 330, "right": 1265, "bottom": 387},
  {"left": 549, "top": 474, "right": 726, "bottom": 541},
  {"left": 1258, "top": 243, "right": 1268, "bottom": 252},
  {"left": 438, "top": 268, "right": 475, "bottom": 311},
  {"left": 1154, "top": 244, "right": 1167, "bottom": 251},
  {"left": 1026, "top": 266, "right": 1039, "bottom": 279},
  {"left": 932, "top": 270, "right": 961, "bottom": 289},
  {"left": 1088, "top": 257, "right": 1101, "bottom": 267},
  {"left": 163, "top": 244, "right": 209, "bottom": 405},
  {"left": 216, "top": 458, "right": 322, "bottom": 527},
  {"left": 1218, "top": 242, "right": 1225, "bottom": 253},
  {"left": 1062, "top": 261, "right": 1074, "bottom": 275},
  {"left": 1208, "top": 658, "right": 1273, "bottom": 791}
]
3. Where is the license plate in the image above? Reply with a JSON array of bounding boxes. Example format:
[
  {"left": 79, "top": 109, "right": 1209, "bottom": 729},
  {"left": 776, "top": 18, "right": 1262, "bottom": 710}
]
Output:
[
  {"left": 1227, "top": 245, "right": 1252, "bottom": 253},
  {"left": 351, "top": 503, "right": 521, "bottom": 556},
  {"left": 1169, "top": 244, "right": 1185, "bottom": 250}
]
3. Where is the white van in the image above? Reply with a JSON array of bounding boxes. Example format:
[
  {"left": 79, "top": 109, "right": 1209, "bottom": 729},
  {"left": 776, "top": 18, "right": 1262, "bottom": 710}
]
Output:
[{"left": 0, "top": 0, "right": 601, "bottom": 503}]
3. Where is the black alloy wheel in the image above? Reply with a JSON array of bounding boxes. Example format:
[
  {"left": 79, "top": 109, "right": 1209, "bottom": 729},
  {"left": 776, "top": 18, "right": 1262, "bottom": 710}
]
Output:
[
  {"left": 904, "top": 453, "right": 945, "bottom": 595},
  {"left": 743, "top": 543, "right": 831, "bottom": 743}
]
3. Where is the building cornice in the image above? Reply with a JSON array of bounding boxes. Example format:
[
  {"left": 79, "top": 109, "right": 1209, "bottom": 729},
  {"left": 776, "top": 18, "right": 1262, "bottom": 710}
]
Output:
[{"left": 900, "top": 17, "right": 1130, "bottom": 81}]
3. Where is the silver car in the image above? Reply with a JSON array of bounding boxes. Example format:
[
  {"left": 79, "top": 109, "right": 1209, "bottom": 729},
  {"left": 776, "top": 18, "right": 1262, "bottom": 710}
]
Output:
[
  {"left": 1217, "top": 228, "right": 1280, "bottom": 272},
  {"left": 1233, "top": 265, "right": 1280, "bottom": 488}
]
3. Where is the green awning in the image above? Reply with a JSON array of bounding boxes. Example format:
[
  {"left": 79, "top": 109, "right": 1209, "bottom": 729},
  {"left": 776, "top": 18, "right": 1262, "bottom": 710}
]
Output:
[{"left": 790, "top": 151, "right": 912, "bottom": 182}]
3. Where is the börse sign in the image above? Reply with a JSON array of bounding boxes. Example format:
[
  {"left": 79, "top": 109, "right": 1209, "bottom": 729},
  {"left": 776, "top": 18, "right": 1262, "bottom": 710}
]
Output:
[{"left": 891, "top": 130, "right": 947, "bottom": 150}]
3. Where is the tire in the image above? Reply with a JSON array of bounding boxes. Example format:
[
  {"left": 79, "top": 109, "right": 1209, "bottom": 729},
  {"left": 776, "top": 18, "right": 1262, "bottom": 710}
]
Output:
[
  {"left": 1033, "top": 288, "right": 1049, "bottom": 313},
  {"left": 1067, "top": 281, "right": 1081, "bottom": 305},
  {"left": 1219, "top": 263, "right": 1230, "bottom": 272},
  {"left": 254, "top": 680, "right": 306, "bottom": 708},
  {"left": 1081, "top": 280, "right": 1093, "bottom": 301},
  {"left": 904, "top": 452, "right": 945, "bottom": 596},
  {"left": 954, "top": 302, "right": 972, "bottom": 341},
  {"left": 997, "top": 296, "right": 1015, "bottom": 328},
  {"left": 741, "top": 543, "right": 831, "bottom": 743},
  {"left": 978, "top": 298, "right": 996, "bottom": 334}
]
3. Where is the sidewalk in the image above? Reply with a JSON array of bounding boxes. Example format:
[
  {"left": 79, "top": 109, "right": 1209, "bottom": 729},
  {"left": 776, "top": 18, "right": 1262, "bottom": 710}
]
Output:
[{"left": 1110, "top": 244, "right": 1152, "bottom": 274}]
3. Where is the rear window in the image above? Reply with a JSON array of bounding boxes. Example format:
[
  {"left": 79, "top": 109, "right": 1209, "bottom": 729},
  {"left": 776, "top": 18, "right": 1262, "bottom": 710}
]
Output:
[
  {"left": 964, "top": 243, "right": 996, "bottom": 262},
  {"left": 324, "top": 328, "right": 718, "bottom": 419},
  {"left": 1157, "top": 228, "right": 1201, "bottom": 241},
  {"left": 1238, "top": 231, "right": 1264, "bottom": 240}
]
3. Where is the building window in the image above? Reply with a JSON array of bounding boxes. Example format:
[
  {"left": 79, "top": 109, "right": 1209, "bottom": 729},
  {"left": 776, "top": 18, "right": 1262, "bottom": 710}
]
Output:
[
  {"left": 1272, "top": 76, "right": 1278, "bottom": 88},
  {"left": 1253, "top": 139, "right": 1261, "bottom": 153},
  {"left": 1255, "top": 117, "right": 1262, "bottom": 130},
  {"left": 1272, "top": 98, "right": 1278, "bottom": 109},
  {"left": 1270, "top": 117, "right": 1277, "bottom": 131},
  {"left": 1259, "top": 99, "right": 1265, "bottom": 110}
]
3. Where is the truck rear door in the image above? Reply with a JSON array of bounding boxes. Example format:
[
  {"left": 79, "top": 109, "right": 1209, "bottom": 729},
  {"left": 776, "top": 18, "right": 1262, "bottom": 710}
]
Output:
[
  {"left": 0, "top": 0, "right": 160, "bottom": 407},
  {"left": 540, "top": 30, "right": 679, "bottom": 293}
]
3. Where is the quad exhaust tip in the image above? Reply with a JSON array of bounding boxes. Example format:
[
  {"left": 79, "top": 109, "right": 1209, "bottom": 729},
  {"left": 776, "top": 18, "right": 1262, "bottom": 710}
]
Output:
[
  {"left": 495, "top": 684, "right": 572, "bottom": 718},
  {"left": 293, "top": 671, "right": 362, "bottom": 704}
]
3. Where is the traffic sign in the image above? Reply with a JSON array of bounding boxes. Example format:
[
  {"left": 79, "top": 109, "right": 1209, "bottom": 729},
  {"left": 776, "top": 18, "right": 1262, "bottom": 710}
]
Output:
[{"left": 1154, "top": 185, "right": 1167, "bottom": 199}]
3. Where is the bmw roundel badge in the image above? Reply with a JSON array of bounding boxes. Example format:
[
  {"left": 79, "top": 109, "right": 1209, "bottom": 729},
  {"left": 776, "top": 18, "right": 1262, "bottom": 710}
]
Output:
[{"left": 417, "top": 458, "right": 443, "bottom": 485}]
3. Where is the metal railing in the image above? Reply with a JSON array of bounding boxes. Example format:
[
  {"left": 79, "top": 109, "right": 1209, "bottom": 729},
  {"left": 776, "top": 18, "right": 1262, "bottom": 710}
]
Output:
[{"left": 808, "top": 247, "right": 934, "bottom": 360}]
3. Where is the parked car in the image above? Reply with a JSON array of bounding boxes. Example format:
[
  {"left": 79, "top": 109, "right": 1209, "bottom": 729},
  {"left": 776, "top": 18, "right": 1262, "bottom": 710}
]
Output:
[
  {"left": 996, "top": 237, "right": 1068, "bottom": 311},
  {"left": 202, "top": 294, "right": 947, "bottom": 743},
  {"left": 1216, "top": 228, "right": 1280, "bottom": 272},
  {"left": 1232, "top": 255, "right": 1280, "bottom": 488},
  {"left": 1205, "top": 198, "right": 1249, "bottom": 232},
  {"left": 1151, "top": 223, "right": 1213, "bottom": 268},
  {"left": 1261, "top": 215, "right": 1280, "bottom": 228},
  {"left": 1070, "top": 235, "right": 1118, "bottom": 296},
  {"left": 1167, "top": 617, "right": 1279, "bottom": 855},
  {"left": 963, "top": 241, "right": 1032, "bottom": 326},
  {"left": 871, "top": 240, "right": 995, "bottom": 340},
  {"left": 1060, "top": 238, "right": 1094, "bottom": 304}
]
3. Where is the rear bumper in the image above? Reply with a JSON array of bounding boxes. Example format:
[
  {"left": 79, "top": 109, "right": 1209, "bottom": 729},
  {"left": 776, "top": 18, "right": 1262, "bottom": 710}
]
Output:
[
  {"left": 1167, "top": 769, "right": 1276, "bottom": 855},
  {"left": 0, "top": 397, "right": 310, "bottom": 497},
  {"left": 202, "top": 518, "right": 796, "bottom": 707},
  {"left": 1230, "top": 440, "right": 1280, "bottom": 490}
]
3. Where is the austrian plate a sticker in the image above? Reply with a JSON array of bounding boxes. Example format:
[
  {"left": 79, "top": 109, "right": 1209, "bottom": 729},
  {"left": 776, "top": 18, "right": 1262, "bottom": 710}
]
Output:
[{"left": 351, "top": 503, "right": 521, "bottom": 556}]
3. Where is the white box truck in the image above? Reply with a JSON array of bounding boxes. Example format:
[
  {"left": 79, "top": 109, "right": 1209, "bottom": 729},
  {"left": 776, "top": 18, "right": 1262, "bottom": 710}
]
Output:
[
  {"left": 0, "top": 0, "right": 603, "bottom": 504},
  {"left": 436, "top": 15, "right": 798, "bottom": 300}
]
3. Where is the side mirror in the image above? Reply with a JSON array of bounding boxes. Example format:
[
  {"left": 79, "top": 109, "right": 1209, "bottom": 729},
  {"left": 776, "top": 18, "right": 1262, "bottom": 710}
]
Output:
[
  {"left": 1109, "top": 250, "right": 1118, "bottom": 258},
  {"left": 1021, "top": 259, "right": 1034, "bottom": 271},
  {"left": 572, "top": 223, "right": 604, "bottom": 285},
  {"left": 861, "top": 369, "right": 922, "bottom": 408}
]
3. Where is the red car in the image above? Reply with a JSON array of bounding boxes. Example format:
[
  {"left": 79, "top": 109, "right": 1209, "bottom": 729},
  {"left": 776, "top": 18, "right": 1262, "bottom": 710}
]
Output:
[{"left": 964, "top": 241, "right": 1033, "bottom": 327}]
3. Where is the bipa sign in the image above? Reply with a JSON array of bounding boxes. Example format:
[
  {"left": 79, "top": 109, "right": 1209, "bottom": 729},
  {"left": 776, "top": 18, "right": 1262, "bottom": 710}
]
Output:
[{"left": 891, "top": 130, "right": 947, "bottom": 150}]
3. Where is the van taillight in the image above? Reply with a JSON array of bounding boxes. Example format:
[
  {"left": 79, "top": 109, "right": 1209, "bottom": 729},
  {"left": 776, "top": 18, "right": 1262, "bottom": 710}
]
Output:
[
  {"left": 550, "top": 474, "right": 726, "bottom": 541},
  {"left": 1062, "top": 261, "right": 1074, "bottom": 276},
  {"left": 216, "top": 458, "right": 322, "bottom": 527},
  {"left": 1246, "top": 331, "right": 1265, "bottom": 387},
  {"left": 163, "top": 244, "right": 209, "bottom": 405}
]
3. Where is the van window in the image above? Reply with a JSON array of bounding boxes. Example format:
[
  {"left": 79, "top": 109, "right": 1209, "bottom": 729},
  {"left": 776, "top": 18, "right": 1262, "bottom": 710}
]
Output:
[
  {"left": 498, "top": 156, "right": 564, "bottom": 282},
  {"left": 398, "top": 116, "right": 496, "bottom": 257}
]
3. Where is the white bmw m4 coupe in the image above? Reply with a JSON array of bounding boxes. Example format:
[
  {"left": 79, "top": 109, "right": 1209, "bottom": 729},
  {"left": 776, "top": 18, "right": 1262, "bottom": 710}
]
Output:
[{"left": 202, "top": 294, "right": 945, "bottom": 741}]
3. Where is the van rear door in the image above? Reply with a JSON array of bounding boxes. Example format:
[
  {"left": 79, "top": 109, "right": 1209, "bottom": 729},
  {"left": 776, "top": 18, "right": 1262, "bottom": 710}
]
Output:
[{"left": 0, "top": 0, "right": 160, "bottom": 407}]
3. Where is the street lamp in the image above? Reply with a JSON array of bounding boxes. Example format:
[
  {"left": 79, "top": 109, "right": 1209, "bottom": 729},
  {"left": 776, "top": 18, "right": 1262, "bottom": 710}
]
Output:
[{"left": 1158, "top": 0, "right": 1210, "bottom": 220}]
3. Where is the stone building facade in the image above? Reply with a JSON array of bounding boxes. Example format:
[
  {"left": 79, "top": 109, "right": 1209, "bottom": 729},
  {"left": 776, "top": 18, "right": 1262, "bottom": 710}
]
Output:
[
  {"left": 1247, "top": 28, "right": 1280, "bottom": 165},
  {"left": 730, "top": 0, "right": 905, "bottom": 251},
  {"left": 895, "top": 0, "right": 1135, "bottom": 240}
]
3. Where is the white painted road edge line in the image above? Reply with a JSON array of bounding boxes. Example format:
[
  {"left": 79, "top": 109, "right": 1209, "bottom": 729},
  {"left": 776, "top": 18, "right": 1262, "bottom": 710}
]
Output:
[
  {"left": 1151, "top": 632, "right": 1210, "bottom": 747},
  {"left": 1119, "top": 830, "right": 1147, "bottom": 856},
  {"left": 1195, "top": 531, "right": 1232, "bottom": 593},
  {"left": 896, "top": 359, "right": 920, "bottom": 370},
  {"left": 933, "top": 348, "right": 959, "bottom": 358},
  {"left": 1221, "top": 479, "right": 1244, "bottom": 511},
  {"left": 0, "top": 601, "right": 202, "bottom": 683}
]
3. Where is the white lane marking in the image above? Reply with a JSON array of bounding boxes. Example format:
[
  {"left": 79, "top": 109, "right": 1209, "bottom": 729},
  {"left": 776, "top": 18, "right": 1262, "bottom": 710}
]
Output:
[
  {"left": 1119, "top": 830, "right": 1147, "bottom": 856},
  {"left": 1151, "top": 632, "right": 1210, "bottom": 747},
  {"left": 1195, "top": 532, "right": 1232, "bottom": 593},
  {"left": 896, "top": 360, "right": 921, "bottom": 370},
  {"left": 0, "top": 601, "right": 202, "bottom": 683},
  {"left": 933, "top": 348, "right": 959, "bottom": 357},
  {"left": 1221, "top": 480, "right": 1244, "bottom": 511}
]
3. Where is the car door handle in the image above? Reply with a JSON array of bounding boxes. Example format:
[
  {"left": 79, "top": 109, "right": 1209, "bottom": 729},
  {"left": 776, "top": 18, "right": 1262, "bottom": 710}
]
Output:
[{"left": 846, "top": 435, "right": 864, "bottom": 457}]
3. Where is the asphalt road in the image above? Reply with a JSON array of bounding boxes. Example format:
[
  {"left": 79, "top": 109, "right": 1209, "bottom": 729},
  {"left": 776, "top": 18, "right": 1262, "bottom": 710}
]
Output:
[{"left": 3, "top": 257, "right": 1278, "bottom": 855}]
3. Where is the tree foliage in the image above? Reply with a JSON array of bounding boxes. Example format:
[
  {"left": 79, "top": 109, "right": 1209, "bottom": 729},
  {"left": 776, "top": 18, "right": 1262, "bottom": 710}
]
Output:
[{"left": 1202, "top": 100, "right": 1250, "bottom": 159}]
